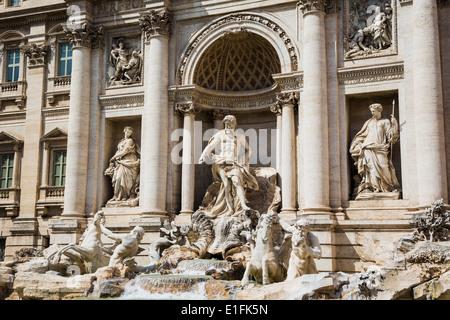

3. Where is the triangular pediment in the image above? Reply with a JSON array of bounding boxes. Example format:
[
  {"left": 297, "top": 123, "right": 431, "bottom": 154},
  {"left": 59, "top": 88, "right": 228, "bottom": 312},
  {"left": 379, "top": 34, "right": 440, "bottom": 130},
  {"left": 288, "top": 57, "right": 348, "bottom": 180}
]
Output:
[
  {"left": 40, "top": 127, "right": 68, "bottom": 141},
  {"left": 0, "top": 131, "right": 23, "bottom": 145}
]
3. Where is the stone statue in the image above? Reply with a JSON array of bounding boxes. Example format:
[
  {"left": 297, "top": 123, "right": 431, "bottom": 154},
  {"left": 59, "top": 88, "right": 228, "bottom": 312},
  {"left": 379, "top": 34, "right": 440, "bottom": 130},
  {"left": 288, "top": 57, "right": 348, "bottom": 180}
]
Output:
[
  {"left": 349, "top": 103, "right": 400, "bottom": 200},
  {"left": 345, "top": 27, "right": 371, "bottom": 59},
  {"left": 104, "top": 126, "right": 140, "bottom": 207},
  {"left": 101, "top": 225, "right": 145, "bottom": 267},
  {"left": 365, "top": 3, "right": 392, "bottom": 50},
  {"left": 123, "top": 50, "right": 142, "bottom": 83},
  {"left": 148, "top": 221, "right": 188, "bottom": 265},
  {"left": 199, "top": 115, "right": 259, "bottom": 218},
  {"left": 109, "top": 39, "right": 142, "bottom": 84},
  {"left": 241, "top": 212, "right": 286, "bottom": 286},
  {"left": 45, "top": 211, "right": 110, "bottom": 273},
  {"left": 279, "top": 218, "right": 321, "bottom": 280}
]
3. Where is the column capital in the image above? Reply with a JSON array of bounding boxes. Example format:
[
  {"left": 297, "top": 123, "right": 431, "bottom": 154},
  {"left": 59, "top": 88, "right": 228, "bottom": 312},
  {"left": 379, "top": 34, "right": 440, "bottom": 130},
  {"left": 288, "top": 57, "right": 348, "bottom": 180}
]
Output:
[
  {"left": 209, "top": 109, "right": 227, "bottom": 121},
  {"left": 63, "top": 22, "right": 104, "bottom": 49},
  {"left": 20, "top": 42, "right": 48, "bottom": 68},
  {"left": 298, "top": 0, "right": 330, "bottom": 15},
  {"left": 270, "top": 102, "right": 282, "bottom": 116},
  {"left": 175, "top": 102, "right": 200, "bottom": 116},
  {"left": 276, "top": 92, "right": 299, "bottom": 106},
  {"left": 139, "top": 8, "right": 173, "bottom": 41}
]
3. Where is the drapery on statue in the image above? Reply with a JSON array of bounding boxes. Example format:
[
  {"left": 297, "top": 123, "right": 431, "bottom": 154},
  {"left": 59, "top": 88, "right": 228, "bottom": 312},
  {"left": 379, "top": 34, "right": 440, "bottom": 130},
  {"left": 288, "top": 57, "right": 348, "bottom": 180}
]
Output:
[
  {"left": 105, "top": 126, "right": 141, "bottom": 206},
  {"left": 199, "top": 115, "right": 259, "bottom": 218},
  {"left": 349, "top": 103, "right": 400, "bottom": 199},
  {"left": 279, "top": 218, "right": 322, "bottom": 280}
]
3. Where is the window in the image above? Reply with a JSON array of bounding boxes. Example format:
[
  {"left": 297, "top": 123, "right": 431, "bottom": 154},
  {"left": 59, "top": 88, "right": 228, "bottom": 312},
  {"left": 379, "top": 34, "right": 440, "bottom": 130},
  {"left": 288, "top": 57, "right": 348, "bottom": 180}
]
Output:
[
  {"left": 52, "top": 150, "right": 66, "bottom": 186},
  {"left": 58, "top": 43, "right": 72, "bottom": 76},
  {"left": 0, "top": 239, "right": 5, "bottom": 262},
  {"left": 6, "top": 50, "right": 20, "bottom": 82},
  {"left": 9, "top": 0, "right": 21, "bottom": 7},
  {"left": 0, "top": 153, "right": 14, "bottom": 189}
]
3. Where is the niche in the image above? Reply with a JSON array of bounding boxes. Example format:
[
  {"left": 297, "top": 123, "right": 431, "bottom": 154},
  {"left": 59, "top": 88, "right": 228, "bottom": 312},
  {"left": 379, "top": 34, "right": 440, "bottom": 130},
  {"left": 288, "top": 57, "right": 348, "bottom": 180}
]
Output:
[{"left": 347, "top": 91, "right": 401, "bottom": 200}]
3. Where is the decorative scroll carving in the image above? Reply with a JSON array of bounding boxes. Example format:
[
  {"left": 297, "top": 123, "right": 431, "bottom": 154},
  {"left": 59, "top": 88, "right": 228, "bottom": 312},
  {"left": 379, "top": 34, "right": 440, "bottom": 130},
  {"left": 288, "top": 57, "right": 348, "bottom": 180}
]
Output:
[
  {"left": 344, "top": 0, "right": 397, "bottom": 60},
  {"left": 175, "top": 102, "right": 200, "bottom": 116},
  {"left": 63, "top": 22, "right": 104, "bottom": 49},
  {"left": 298, "top": 0, "right": 328, "bottom": 14},
  {"left": 139, "top": 9, "right": 173, "bottom": 40},
  {"left": 276, "top": 92, "right": 299, "bottom": 106},
  {"left": 20, "top": 42, "right": 48, "bottom": 67}
]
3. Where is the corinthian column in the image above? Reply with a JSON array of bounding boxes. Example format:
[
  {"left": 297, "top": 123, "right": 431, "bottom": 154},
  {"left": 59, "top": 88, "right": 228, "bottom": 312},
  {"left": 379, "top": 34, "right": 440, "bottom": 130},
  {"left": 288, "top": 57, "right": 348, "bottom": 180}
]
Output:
[
  {"left": 413, "top": 0, "right": 448, "bottom": 206},
  {"left": 298, "top": 0, "right": 331, "bottom": 216},
  {"left": 139, "top": 9, "right": 173, "bottom": 215},
  {"left": 277, "top": 92, "right": 297, "bottom": 215},
  {"left": 176, "top": 103, "right": 200, "bottom": 215},
  {"left": 62, "top": 23, "right": 104, "bottom": 217}
]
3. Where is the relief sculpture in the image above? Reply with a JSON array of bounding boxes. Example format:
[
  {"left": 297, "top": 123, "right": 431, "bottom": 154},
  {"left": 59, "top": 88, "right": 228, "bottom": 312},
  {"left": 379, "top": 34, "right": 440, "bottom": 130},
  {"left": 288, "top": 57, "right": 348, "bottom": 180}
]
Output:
[
  {"left": 345, "top": 1, "right": 394, "bottom": 59},
  {"left": 109, "top": 38, "right": 142, "bottom": 85}
]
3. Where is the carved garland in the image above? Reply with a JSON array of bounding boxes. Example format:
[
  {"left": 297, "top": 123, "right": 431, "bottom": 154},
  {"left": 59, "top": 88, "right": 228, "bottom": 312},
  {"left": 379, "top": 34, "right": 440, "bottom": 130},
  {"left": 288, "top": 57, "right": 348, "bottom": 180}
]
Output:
[{"left": 177, "top": 13, "right": 299, "bottom": 85}]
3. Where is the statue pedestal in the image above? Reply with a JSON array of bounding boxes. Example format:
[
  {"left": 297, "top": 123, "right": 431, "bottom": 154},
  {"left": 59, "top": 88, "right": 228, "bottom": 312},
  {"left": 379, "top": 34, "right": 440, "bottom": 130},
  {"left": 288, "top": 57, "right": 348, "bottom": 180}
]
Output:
[{"left": 355, "top": 191, "right": 400, "bottom": 201}]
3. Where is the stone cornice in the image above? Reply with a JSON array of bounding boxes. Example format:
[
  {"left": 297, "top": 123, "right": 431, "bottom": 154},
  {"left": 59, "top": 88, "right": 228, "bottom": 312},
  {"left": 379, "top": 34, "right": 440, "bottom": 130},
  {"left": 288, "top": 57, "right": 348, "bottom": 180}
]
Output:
[
  {"left": 338, "top": 63, "right": 404, "bottom": 85},
  {"left": 63, "top": 22, "right": 104, "bottom": 49},
  {"left": 139, "top": 8, "right": 173, "bottom": 41}
]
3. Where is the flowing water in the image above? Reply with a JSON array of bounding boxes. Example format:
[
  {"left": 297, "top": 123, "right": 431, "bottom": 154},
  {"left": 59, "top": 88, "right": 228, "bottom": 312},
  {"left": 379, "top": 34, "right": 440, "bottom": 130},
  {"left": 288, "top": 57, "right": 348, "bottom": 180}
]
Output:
[{"left": 118, "top": 259, "right": 241, "bottom": 300}]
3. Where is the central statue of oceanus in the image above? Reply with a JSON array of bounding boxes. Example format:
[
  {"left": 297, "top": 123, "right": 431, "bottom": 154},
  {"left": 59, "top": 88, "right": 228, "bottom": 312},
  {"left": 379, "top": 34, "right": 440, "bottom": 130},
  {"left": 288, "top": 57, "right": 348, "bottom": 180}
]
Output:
[{"left": 199, "top": 115, "right": 259, "bottom": 218}]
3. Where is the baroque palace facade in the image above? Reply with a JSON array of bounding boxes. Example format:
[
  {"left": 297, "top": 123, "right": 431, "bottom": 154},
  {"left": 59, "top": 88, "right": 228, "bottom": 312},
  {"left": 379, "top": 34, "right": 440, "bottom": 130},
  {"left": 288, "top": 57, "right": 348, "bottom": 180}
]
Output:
[{"left": 0, "top": 0, "right": 449, "bottom": 273}]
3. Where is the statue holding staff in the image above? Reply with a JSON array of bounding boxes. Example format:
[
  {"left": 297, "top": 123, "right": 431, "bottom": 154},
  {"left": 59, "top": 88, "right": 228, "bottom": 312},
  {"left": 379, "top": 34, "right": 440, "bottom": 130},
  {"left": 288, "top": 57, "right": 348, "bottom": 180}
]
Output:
[{"left": 349, "top": 102, "right": 400, "bottom": 199}]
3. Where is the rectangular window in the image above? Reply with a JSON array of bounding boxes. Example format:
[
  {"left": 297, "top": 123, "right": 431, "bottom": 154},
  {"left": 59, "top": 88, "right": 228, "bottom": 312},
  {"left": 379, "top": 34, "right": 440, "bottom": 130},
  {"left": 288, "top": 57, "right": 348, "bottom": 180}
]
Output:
[
  {"left": 52, "top": 150, "right": 66, "bottom": 187},
  {"left": 0, "top": 239, "right": 5, "bottom": 262},
  {"left": 9, "top": 0, "right": 21, "bottom": 7},
  {"left": 58, "top": 43, "right": 73, "bottom": 77},
  {"left": 0, "top": 153, "right": 14, "bottom": 189},
  {"left": 6, "top": 50, "right": 20, "bottom": 82}
]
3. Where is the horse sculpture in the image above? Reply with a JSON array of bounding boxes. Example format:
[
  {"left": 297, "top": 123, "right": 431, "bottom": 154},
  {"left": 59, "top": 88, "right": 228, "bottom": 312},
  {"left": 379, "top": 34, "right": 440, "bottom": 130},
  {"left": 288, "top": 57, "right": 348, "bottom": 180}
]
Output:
[
  {"left": 45, "top": 211, "right": 110, "bottom": 273},
  {"left": 241, "top": 212, "right": 286, "bottom": 286}
]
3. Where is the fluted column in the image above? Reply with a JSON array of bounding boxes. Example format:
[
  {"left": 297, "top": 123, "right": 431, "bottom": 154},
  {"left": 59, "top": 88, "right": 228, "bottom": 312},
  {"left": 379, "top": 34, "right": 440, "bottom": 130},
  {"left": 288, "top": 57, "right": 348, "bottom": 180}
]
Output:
[
  {"left": 176, "top": 103, "right": 200, "bottom": 215},
  {"left": 298, "top": 0, "right": 331, "bottom": 216},
  {"left": 62, "top": 23, "right": 104, "bottom": 217},
  {"left": 277, "top": 93, "right": 297, "bottom": 215},
  {"left": 139, "top": 9, "right": 173, "bottom": 215},
  {"left": 413, "top": 0, "right": 447, "bottom": 206}
]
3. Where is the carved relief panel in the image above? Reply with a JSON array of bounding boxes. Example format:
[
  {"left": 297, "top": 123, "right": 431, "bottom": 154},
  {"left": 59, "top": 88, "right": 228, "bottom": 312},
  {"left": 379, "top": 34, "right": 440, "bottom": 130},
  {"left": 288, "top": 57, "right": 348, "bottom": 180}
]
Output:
[
  {"left": 344, "top": 0, "right": 397, "bottom": 60},
  {"left": 106, "top": 32, "right": 142, "bottom": 87}
]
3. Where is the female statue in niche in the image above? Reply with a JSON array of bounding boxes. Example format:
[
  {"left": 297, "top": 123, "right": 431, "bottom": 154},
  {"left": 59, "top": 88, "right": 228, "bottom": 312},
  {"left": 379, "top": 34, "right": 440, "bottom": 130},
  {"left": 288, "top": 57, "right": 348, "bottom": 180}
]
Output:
[
  {"left": 349, "top": 103, "right": 400, "bottom": 200},
  {"left": 105, "top": 126, "right": 141, "bottom": 207}
]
